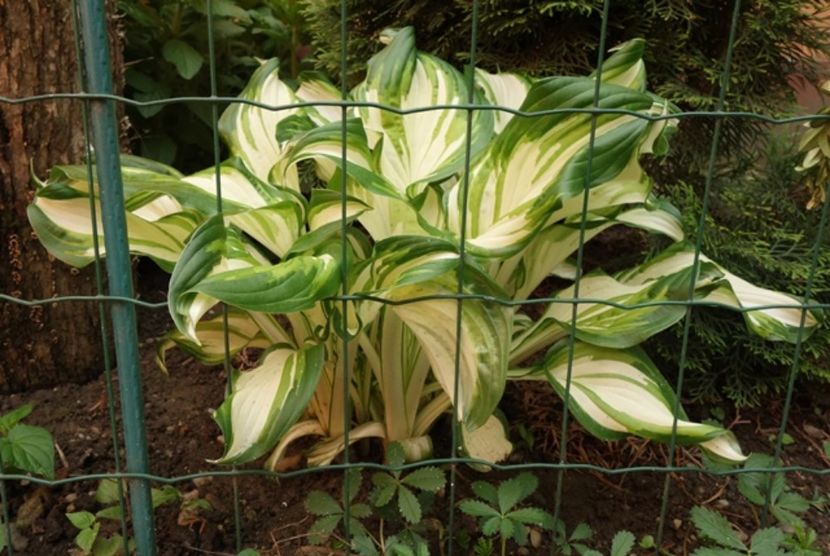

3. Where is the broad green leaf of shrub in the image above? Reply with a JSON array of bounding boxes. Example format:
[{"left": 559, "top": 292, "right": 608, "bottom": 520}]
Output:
[
  {"left": 162, "top": 39, "right": 204, "bottom": 80},
  {"left": 0, "top": 424, "right": 54, "bottom": 479}
]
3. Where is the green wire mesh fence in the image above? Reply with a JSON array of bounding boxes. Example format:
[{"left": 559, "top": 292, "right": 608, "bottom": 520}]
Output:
[{"left": 1, "top": 0, "right": 830, "bottom": 554}]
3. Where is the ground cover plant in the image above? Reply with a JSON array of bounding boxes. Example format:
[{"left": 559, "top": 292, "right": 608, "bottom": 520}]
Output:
[{"left": 27, "top": 28, "right": 822, "bottom": 472}]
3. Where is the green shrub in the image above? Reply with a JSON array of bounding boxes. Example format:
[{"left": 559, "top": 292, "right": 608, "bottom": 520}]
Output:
[{"left": 646, "top": 135, "right": 830, "bottom": 407}]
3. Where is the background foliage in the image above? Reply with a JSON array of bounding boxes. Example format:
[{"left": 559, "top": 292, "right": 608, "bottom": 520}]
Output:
[
  {"left": 304, "top": 0, "right": 829, "bottom": 174},
  {"left": 119, "top": 0, "right": 311, "bottom": 172},
  {"left": 646, "top": 135, "right": 830, "bottom": 407}
]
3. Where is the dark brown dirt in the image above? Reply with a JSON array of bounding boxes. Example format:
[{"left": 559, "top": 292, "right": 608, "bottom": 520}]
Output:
[{"left": 1, "top": 267, "right": 829, "bottom": 555}]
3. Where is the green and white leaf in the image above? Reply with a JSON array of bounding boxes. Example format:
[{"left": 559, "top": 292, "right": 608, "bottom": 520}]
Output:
[
  {"left": 168, "top": 216, "right": 265, "bottom": 341},
  {"left": 461, "top": 414, "right": 513, "bottom": 466},
  {"left": 475, "top": 68, "right": 531, "bottom": 134},
  {"left": 524, "top": 262, "right": 718, "bottom": 351},
  {"left": 450, "top": 74, "right": 671, "bottom": 257},
  {"left": 539, "top": 342, "right": 744, "bottom": 459},
  {"left": 155, "top": 309, "right": 273, "bottom": 372},
  {"left": 353, "top": 27, "right": 493, "bottom": 196},
  {"left": 620, "top": 243, "right": 821, "bottom": 343},
  {"left": 384, "top": 275, "right": 511, "bottom": 429},
  {"left": 213, "top": 344, "right": 326, "bottom": 464},
  {"left": 218, "top": 59, "right": 299, "bottom": 188},
  {"left": 296, "top": 72, "right": 343, "bottom": 125},
  {"left": 191, "top": 253, "right": 340, "bottom": 314}
]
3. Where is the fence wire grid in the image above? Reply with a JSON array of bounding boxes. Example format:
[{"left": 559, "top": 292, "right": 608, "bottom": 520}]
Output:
[{"left": 1, "top": 0, "right": 829, "bottom": 554}]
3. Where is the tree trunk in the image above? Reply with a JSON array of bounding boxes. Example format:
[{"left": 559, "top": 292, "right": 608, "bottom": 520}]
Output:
[{"left": 0, "top": 0, "right": 123, "bottom": 393}]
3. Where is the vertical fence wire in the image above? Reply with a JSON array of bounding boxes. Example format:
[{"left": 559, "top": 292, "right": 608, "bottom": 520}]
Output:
[
  {"left": 446, "top": 2, "right": 480, "bottom": 554},
  {"left": 550, "top": 0, "right": 612, "bottom": 533},
  {"left": 70, "top": 2, "right": 131, "bottom": 553},
  {"left": 762, "top": 193, "right": 830, "bottom": 526},
  {"left": 338, "top": 0, "right": 353, "bottom": 547},
  {"left": 204, "top": 0, "right": 244, "bottom": 550},
  {"left": 654, "top": 0, "right": 743, "bottom": 549}
]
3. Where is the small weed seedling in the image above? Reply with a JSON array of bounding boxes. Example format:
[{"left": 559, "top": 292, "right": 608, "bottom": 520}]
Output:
[
  {"left": 66, "top": 479, "right": 184, "bottom": 555},
  {"left": 553, "top": 522, "right": 635, "bottom": 556},
  {"left": 738, "top": 454, "right": 819, "bottom": 528},
  {"left": 458, "top": 472, "right": 554, "bottom": 556},
  {"left": 349, "top": 442, "right": 446, "bottom": 555},
  {"left": 691, "top": 506, "right": 791, "bottom": 556},
  {"left": 0, "top": 404, "right": 54, "bottom": 553},
  {"left": 304, "top": 468, "right": 371, "bottom": 546},
  {"left": 690, "top": 506, "right": 823, "bottom": 556},
  {"left": 370, "top": 442, "right": 446, "bottom": 525},
  {"left": 0, "top": 404, "right": 54, "bottom": 479}
]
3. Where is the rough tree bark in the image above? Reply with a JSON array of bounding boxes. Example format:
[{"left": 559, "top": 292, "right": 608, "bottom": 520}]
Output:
[{"left": 0, "top": 0, "right": 123, "bottom": 393}]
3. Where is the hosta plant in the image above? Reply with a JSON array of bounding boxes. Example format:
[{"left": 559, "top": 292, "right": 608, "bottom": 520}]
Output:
[{"left": 28, "top": 28, "right": 821, "bottom": 468}]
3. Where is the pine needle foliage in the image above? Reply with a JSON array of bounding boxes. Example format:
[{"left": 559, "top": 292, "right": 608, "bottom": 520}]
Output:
[
  {"left": 646, "top": 135, "right": 830, "bottom": 407},
  {"left": 303, "top": 0, "right": 830, "bottom": 174}
]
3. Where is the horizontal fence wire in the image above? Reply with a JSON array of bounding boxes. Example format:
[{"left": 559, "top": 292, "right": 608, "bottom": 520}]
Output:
[
  {"left": 3, "top": 292, "right": 829, "bottom": 313},
  {"left": 2, "top": 0, "right": 829, "bottom": 554},
  {"left": 3, "top": 462, "right": 830, "bottom": 486},
  {"left": 2, "top": 92, "right": 830, "bottom": 124}
]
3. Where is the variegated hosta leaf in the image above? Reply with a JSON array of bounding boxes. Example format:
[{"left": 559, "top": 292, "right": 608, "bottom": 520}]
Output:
[
  {"left": 286, "top": 118, "right": 400, "bottom": 199},
  {"left": 377, "top": 309, "right": 431, "bottom": 442},
  {"left": 28, "top": 159, "right": 213, "bottom": 270},
  {"left": 305, "top": 422, "right": 387, "bottom": 467},
  {"left": 462, "top": 413, "right": 514, "bottom": 467},
  {"left": 364, "top": 235, "right": 462, "bottom": 291},
  {"left": 449, "top": 76, "right": 672, "bottom": 258},
  {"left": 190, "top": 253, "right": 341, "bottom": 315},
  {"left": 168, "top": 215, "right": 266, "bottom": 341},
  {"left": 498, "top": 199, "right": 682, "bottom": 300},
  {"left": 383, "top": 273, "right": 511, "bottom": 429},
  {"left": 286, "top": 189, "right": 370, "bottom": 255},
  {"left": 595, "top": 39, "right": 647, "bottom": 92},
  {"left": 618, "top": 243, "right": 822, "bottom": 343},
  {"left": 296, "top": 72, "right": 343, "bottom": 126},
  {"left": 182, "top": 158, "right": 297, "bottom": 210},
  {"left": 353, "top": 27, "right": 494, "bottom": 196},
  {"left": 183, "top": 159, "right": 308, "bottom": 258},
  {"left": 539, "top": 342, "right": 745, "bottom": 460},
  {"left": 525, "top": 262, "right": 721, "bottom": 352},
  {"left": 155, "top": 309, "right": 271, "bottom": 372},
  {"left": 28, "top": 190, "right": 198, "bottom": 272},
  {"left": 213, "top": 343, "right": 326, "bottom": 464},
  {"left": 226, "top": 201, "right": 304, "bottom": 258},
  {"left": 700, "top": 431, "right": 747, "bottom": 463},
  {"left": 46, "top": 162, "right": 220, "bottom": 214},
  {"left": 475, "top": 69, "right": 531, "bottom": 134},
  {"left": 218, "top": 59, "right": 299, "bottom": 188}
]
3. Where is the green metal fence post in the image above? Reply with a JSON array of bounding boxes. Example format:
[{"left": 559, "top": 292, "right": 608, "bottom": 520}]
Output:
[{"left": 75, "top": 1, "right": 157, "bottom": 553}]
